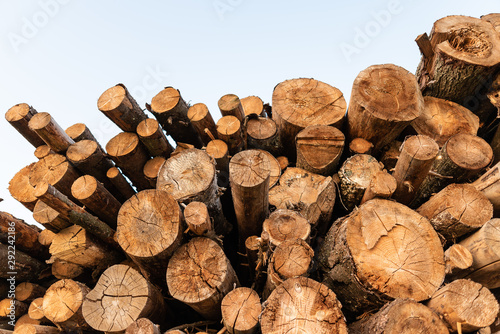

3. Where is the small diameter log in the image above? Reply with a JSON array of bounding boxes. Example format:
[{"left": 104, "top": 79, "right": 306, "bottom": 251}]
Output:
[
  {"left": 27, "top": 298, "right": 46, "bottom": 323},
  {"left": 246, "top": 117, "right": 281, "bottom": 156},
  {"left": 83, "top": 264, "right": 166, "bottom": 333},
  {"left": 318, "top": 199, "right": 445, "bottom": 316},
  {"left": 143, "top": 157, "right": 166, "bottom": 188},
  {"left": 184, "top": 202, "right": 213, "bottom": 236},
  {"left": 13, "top": 325, "right": 59, "bottom": 334},
  {"left": 262, "top": 210, "right": 310, "bottom": 248},
  {"left": 0, "top": 299, "right": 28, "bottom": 318},
  {"left": 360, "top": 170, "right": 397, "bottom": 204},
  {"left": 348, "top": 138, "right": 373, "bottom": 155},
  {"left": 263, "top": 239, "right": 314, "bottom": 299},
  {"left": 14, "top": 314, "right": 40, "bottom": 329},
  {"left": 106, "top": 167, "right": 136, "bottom": 200},
  {"left": 205, "top": 140, "right": 229, "bottom": 177},
  {"left": 64, "top": 123, "right": 99, "bottom": 143},
  {"left": 149, "top": 87, "right": 202, "bottom": 147},
  {"left": 187, "top": 103, "right": 218, "bottom": 146},
  {"left": 245, "top": 236, "right": 260, "bottom": 281},
  {"left": 28, "top": 113, "right": 74, "bottom": 154},
  {"left": 33, "top": 146, "right": 53, "bottom": 160},
  {"left": 347, "top": 64, "right": 423, "bottom": 152},
  {"left": 412, "top": 96, "right": 480, "bottom": 147},
  {"left": 116, "top": 189, "right": 183, "bottom": 284},
  {"left": 29, "top": 154, "right": 81, "bottom": 203},
  {"left": 230, "top": 150, "right": 270, "bottom": 243},
  {"left": 5, "top": 103, "right": 45, "bottom": 147},
  {"left": 427, "top": 279, "right": 499, "bottom": 333},
  {"left": 106, "top": 132, "right": 152, "bottom": 190},
  {"left": 38, "top": 229, "right": 55, "bottom": 247},
  {"left": 272, "top": 78, "right": 346, "bottom": 160},
  {"left": 218, "top": 94, "right": 245, "bottom": 122},
  {"left": 392, "top": 135, "right": 439, "bottom": 205},
  {"left": 338, "top": 154, "right": 383, "bottom": 211},
  {"left": 221, "top": 288, "right": 261, "bottom": 334},
  {"left": 167, "top": 237, "right": 239, "bottom": 319},
  {"left": 125, "top": 318, "right": 161, "bottom": 334},
  {"left": 32, "top": 201, "right": 70, "bottom": 233},
  {"left": 412, "top": 133, "right": 493, "bottom": 207},
  {"left": 217, "top": 116, "right": 243, "bottom": 155},
  {"left": 417, "top": 184, "right": 493, "bottom": 242},
  {"left": 42, "top": 279, "right": 89, "bottom": 332},
  {"left": 445, "top": 244, "right": 473, "bottom": 276},
  {"left": 296, "top": 125, "right": 345, "bottom": 176},
  {"left": 157, "top": 148, "right": 230, "bottom": 235},
  {"left": 51, "top": 260, "right": 85, "bottom": 280},
  {"left": 241, "top": 96, "right": 264, "bottom": 117},
  {"left": 71, "top": 175, "right": 121, "bottom": 228},
  {"left": 49, "top": 224, "right": 121, "bottom": 269},
  {"left": 276, "top": 156, "right": 289, "bottom": 171},
  {"left": 15, "top": 283, "right": 45, "bottom": 303},
  {"left": 136, "top": 118, "right": 173, "bottom": 158},
  {"left": 8, "top": 164, "right": 38, "bottom": 211},
  {"left": 349, "top": 299, "right": 449, "bottom": 334},
  {"left": 97, "top": 84, "right": 147, "bottom": 132},
  {"left": 261, "top": 277, "right": 347, "bottom": 334},
  {"left": 0, "top": 245, "right": 47, "bottom": 281}
]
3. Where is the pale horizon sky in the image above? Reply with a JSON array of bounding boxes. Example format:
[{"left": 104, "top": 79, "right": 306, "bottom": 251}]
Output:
[{"left": 1, "top": 0, "right": 498, "bottom": 227}]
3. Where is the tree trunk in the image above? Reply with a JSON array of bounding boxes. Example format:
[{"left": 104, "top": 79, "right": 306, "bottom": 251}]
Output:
[
  {"left": 427, "top": 279, "right": 499, "bottom": 333},
  {"left": 218, "top": 94, "right": 245, "bottom": 122},
  {"left": 241, "top": 96, "right": 264, "bottom": 117},
  {"left": 51, "top": 259, "right": 85, "bottom": 280},
  {"left": 412, "top": 133, "right": 493, "bottom": 207},
  {"left": 149, "top": 87, "right": 202, "bottom": 147},
  {"left": 184, "top": 201, "right": 213, "bottom": 236},
  {"left": 33, "top": 146, "right": 53, "bottom": 160},
  {"left": 143, "top": 157, "right": 166, "bottom": 188},
  {"left": 37, "top": 229, "right": 55, "bottom": 247},
  {"left": 5, "top": 103, "right": 45, "bottom": 148},
  {"left": 97, "top": 84, "right": 147, "bottom": 132},
  {"left": 417, "top": 184, "right": 492, "bottom": 243},
  {"left": 217, "top": 116, "right": 243, "bottom": 155},
  {"left": 244, "top": 236, "right": 261, "bottom": 283},
  {"left": 392, "top": 135, "right": 439, "bottom": 204},
  {"left": 106, "top": 167, "right": 136, "bottom": 201},
  {"left": 125, "top": 318, "right": 161, "bottom": 334},
  {"left": 64, "top": 123, "right": 99, "bottom": 143},
  {"left": 221, "top": 287, "right": 261, "bottom": 334},
  {"left": 360, "top": 170, "right": 397, "bottom": 204},
  {"left": 166, "top": 237, "right": 239, "bottom": 320},
  {"left": 412, "top": 96, "right": 479, "bottom": 147},
  {"left": 338, "top": 154, "right": 383, "bottom": 211},
  {"left": 318, "top": 199, "right": 445, "bottom": 318},
  {"left": 349, "top": 298, "right": 449, "bottom": 334},
  {"left": 230, "top": 150, "right": 270, "bottom": 244},
  {"left": 28, "top": 113, "right": 74, "bottom": 154},
  {"left": 71, "top": 175, "right": 121, "bottom": 228},
  {"left": 347, "top": 64, "right": 423, "bottom": 153},
  {"left": 106, "top": 132, "right": 152, "bottom": 190},
  {"left": 157, "top": 148, "right": 230, "bottom": 235},
  {"left": 116, "top": 189, "right": 183, "bottom": 284},
  {"left": 444, "top": 244, "right": 473, "bottom": 276},
  {"left": 188, "top": 103, "right": 218, "bottom": 146},
  {"left": 0, "top": 244, "right": 47, "bottom": 282},
  {"left": 27, "top": 298, "right": 46, "bottom": 323},
  {"left": 260, "top": 277, "right": 347, "bottom": 334},
  {"left": 272, "top": 78, "right": 346, "bottom": 160},
  {"left": 32, "top": 200, "right": 71, "bottom": 233},
  {"left": 8, "top": 164, "right": 38, "bottom": 212},
  {"left": 13, "top": 325, "right": 59, "bottom": 334},
  {"left": 136, "top": 118, "right": 173, "bottom": 158},
  {"left": 14, "top": 283, "right": 45, "bottom": 303},
  {"left": 262, "top": 210, "right": 310, "bottom": 248},
  {"left": 296, "top": 125, "right": 344, "bottom": 176},
  {"left": 246, "top": 117, "right": 281, "bottom": 156},
  {"left": 348, "top": 138, "right": 373, "bottom": 156},
  {"left": 0, "top": 299, "right": 28, "bottom": 318}
]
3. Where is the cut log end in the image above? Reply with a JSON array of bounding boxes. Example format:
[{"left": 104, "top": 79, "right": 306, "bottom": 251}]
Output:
[
  {"left": 262, "top": 209, "right": 310, "bottom": 247},
  {"left": 184, "top": 201, "right": 212, "bottom": 236},
  {"left": 218, "top": 94, "right": 244, "bottom": 121},
  {"left": 349, "top": 138, "right": 374, "bottom": 155},
  {"left": 221, "top": 288, "right": 261, "bottom": 334},
  {"left": 241, "top": 96, "right": 264, "bottom": 117}
]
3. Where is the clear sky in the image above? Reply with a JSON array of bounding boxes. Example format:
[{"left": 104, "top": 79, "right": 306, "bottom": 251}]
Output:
[{"left": 0, "top": 0, "right": 498, "bottom": 226}]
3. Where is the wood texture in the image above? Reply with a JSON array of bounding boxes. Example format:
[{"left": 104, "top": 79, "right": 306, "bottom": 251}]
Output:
[
  {"left": 5, "top": 104, "right": 45, "bottom": 147},
  {"left": 348, "top": 138, "right": 373, "bottom": 155},
  {"left": 28, "top": 113, "right": 74, "bottom": 153},
  {"left": 8, "top": 164, "right": 38, "bottom": 212},
  {"left": 27, "top": 298, "right": 46, "bottom": 322},
  {"left": 184, "top": 201, "right": 213, "bottom": 236},
  {"left": 125, "top": 318, "right": 161, "bottom": 334},
  {"left": 33, "top": 146, "right": 53, "bottom": 160},
  {"left": 241, "top": 96, "right": 264, "bottom": 117},
  {"left": 217, "top": 116, "right": 243, "bottom": 155},
  {"left": 188, "top": 103, "right": 218, "bottom": 146},
  {"left": 15, "top": 283, "right": 45, "bottom": 303},
  {"left": 246, "top": 117, "right": 281, "bottom": 156},
  {"left": 218, "top": 94, "right": 245, "bottom": 122},
  {"left": 221, "top": 287, "right": 261, "bottom": 334},
  {"left": 143, "top": 157, "right": 166, "bottom": 187},
  {"left": 64, "top": 123, "right": 99, "bottom": 143},
  {"left": 262, "top": 210, "right": 310, "bottom": 248},
  {"left": 444, "top": 244, "right": 473, "bottom": 276},
  {"left": 360, "top": 170, "right": 397, "bottom": 204},
  {"left": 136, "top": 118, "right": 173, "bottom": 158},
  {"left": 0, "top": 245, "right": 47, "bottom": 282},
  {"left": 106, "top": 167, "right": 136, "bottom": 200},
  {"left": 32, "top": 200, "right": 70, "bottom": 233}
]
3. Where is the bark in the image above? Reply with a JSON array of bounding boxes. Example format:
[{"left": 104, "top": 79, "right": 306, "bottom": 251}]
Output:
[
  {"left": 50, "top": 259, "right": 85, "bottom": 280},
  {"left": 0, "top": 245, "right": 47, "bottom": 281},
  {"left": 8, "top": 164, "right": 38, "bottom": 212},
  {"left": 64, "top": 123, "right": 99, "bottom": 143},
  {"left": 217, "top": 116, "right": 243, "bottom": 155},
  {"left": 143, "top": 157, "right": 166, "bottom": 188},
  {"left": 246, "top": 117, "right": 281, "bottom": 156},
  {"left": 360, "top": 170, "right": 397, "bottom": 204},
  {"left": 205, "top": 140, "right": 229, "bottom": 185},
  {"left": 241, "top": 96, "right": 264, "bottom": 117},
  {"left": 221, "top": 287, "right": 261, "bottom": 334},
  {"left": 32, "top": 200, "right": 70, "bottom": 233},
  {"left": 136, "top": 118, "right": 173, "bottom": 158},
  {"left": 187, "top": 103, "right": 218, "bottom": 146},
  {"left": 106, "top": 167, "right": 136, "bottom": 201},
  {"left": 28, "top": 113, "right": 74, "bottom": 154},
  {"left": 5, "top": 103, "right": 45, "bottom": 148},
  {"left": 218, "top": 94, "right": 245, "bottom": 122},
  {"left": 14, "top": 283, "right": 45, "bottom": 303},
  {"left": 262, "top": 210, "right": 310, "bottom": 248},
  {"left": 13, "top": 325, "right": 59, "bottom": 334}
]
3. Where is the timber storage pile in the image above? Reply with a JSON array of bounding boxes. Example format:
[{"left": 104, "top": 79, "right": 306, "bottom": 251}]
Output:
[{"left": 3, "top": 13, "right": 500, "bottom": 334}]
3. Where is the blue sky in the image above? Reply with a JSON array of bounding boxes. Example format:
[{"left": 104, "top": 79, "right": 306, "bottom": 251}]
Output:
[{"left": 1, "top": 0, "right": 499, "bottom": 225}]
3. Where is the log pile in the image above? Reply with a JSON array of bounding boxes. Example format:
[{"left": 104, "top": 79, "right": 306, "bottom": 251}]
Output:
[{"left": 2, "top": 13, "right": 500, "bottom": 334}]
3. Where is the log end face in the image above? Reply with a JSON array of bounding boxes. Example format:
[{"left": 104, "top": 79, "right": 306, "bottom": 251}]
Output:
[
  {"left": 28, "top": 112, "right": 52, "bottom": 131},
  {"left": 6, "top": 103, "right": 31, "bottom": 122},
  {"left": 187, "top": 103, "right": 209, "bottom": 121},
  {"left": 71, "top": 175, "right": 98, "bottom": 201},
  {"left": 404, "top": 135, "right": 439, "bottom": 160},
  {"left": 218, "top": 94, "right": 241, "bottom": 112},
  {"left": 221, "top": 287, "right": 261, "bottom": 333},
  {"left": 65, "top": 123, "right": 87, "bottom": 141},
  {"left": 137, "top": 118, "right": 161, "bottom": 138},
  {"left": 446, "top": 133, "right": 493, "bottom": 171},
  {"left": 67, "top": 140, "right": 99, "bottom": 163},
  {"left": 217, "top": 115, "right": 241, "bottom": 136},
  {"left": 150, "top": 87, "right": 181, "bottom": 114},
  {"left": 206, "top": 140, "right": 228, "bottom": 159},
  {"left": 42, "top": 279, "right": 87, "bottom": 324},
  {"left": 230, "top": 150, "right": 271, "bottom": 188},
  {"left": 241, "top": 95, "right": 264, "bottom": 117},
  {"left": 106, "top": 132, "right": 140, "bottom": 158},
  {"left": 98, "top": 85, "right": 127, "bottom": 112}
]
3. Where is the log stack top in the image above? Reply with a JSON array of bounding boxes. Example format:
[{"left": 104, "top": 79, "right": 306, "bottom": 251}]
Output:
[{"left": 150, "top": 87, "right": 182, "bottom": 113}]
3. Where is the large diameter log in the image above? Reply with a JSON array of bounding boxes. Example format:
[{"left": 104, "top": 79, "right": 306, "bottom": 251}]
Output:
[
  {"left": 221, "top": 287, "right": 261, "bottom": 334},
  {"left": 149, "top": 87, "right": 202, "bottom": 147},
  {"left": 261, "top": 277, "right": 347, "bottom": 334},
  {"left": 0, "top": 244, "right": 47, "bottom": 281},
  {"left": 116, "top": 189, "right": 183, "bottom": 284},
  {"left": 157, "top": 148, "right": 230, "bottom": 235},
  {"left": 349, "top": 298, "right": 449, "bottom": 334},
  {"left": 187, "top": 103, "right": 218, "bottom": 146},
  {"left": 167, "top": 237, "right": 239, "bottom": 319},
  {"left": 71, "top": 175, "right": 121, "bottom": 228},
  {"left": 444, "top": 244, "right": 473, "bottom": 276},
  {"left": 412, "top": 133, "right": 493, "bottom": 206},
  {"left": 13, "top": 325, "right": 59, "bottom": 334},
  {"left": 8, "top": 164, "right": 37, "bottom": 211},
  {"left": 64, "top": 123, "right": 99, "bottom": 143},
  {"left": 217, "top": 116, "right": 243, "bottom": 155},
  {"left": 392, "top": 135, "right": 439, "bottom": 204},
  {"left": 262, "top": 210, "right": 310, "bottom": 248},
  {"left": 296, "top": 125, "right": 344, "bottom": 176},
  {"left": 417, "top": 184, "right": 492, "bottom": 242},
  {"left": 15, "top": 284, "right": 45, "bottom": 303},
  {"left": 106, "top": 167, "right": 136, "bottom": 200},
  {"left": 347, "top": 64, "right": 423, "bottom": 152},
  {"left": 28, "top": 113, "right": 74, "bottom": 154},
  {"left": 427, "top": 279, "right": 499, "bottom": 333},
  {"left": 318, "top": 199, "right": 445, "bottom": 316},
  {"left": 136, "top": 118, "right": 173, "bottom": 158},
  {"left": 338, "top": 154, "right": 383, "bottom": 211},
  {"left": 412, "top": 96, "right": 480, "bottom": 147},
  {"left": 125, "top": 318, "right": 161, "bottom": 334},
  {"left": 42, "top": 279, "right": 89, "bottom": 332},
  {"left": 32, "top": 201, "right": 70, "bottom": 233},
  {"left": 241, "top": 96, "right": 264, "bottom": 117},
  {"left": 0, "top": 299, "right": 28, "bottom": 318},
  {"left": 5, "top": 104, "right": 45, "bottom": 147},
  {"left": 97, "top": 84, "right": 147, "bottom": 132},
  {"left": 246, "top": 117, "right": 281, "bottom": 156},
  {"left": 218, "top": 94, "right": 245, "bottom": 122},
  {"left": 143, "top": 157, "right": 166, "bottom": 188},
  {"left": 230, "top": 150, "right": 270, "bottom": 243},
  {"left": 272, "top": 78, "right": 346, "bottom": 160},
  {"left": 83, "top": 264, "right": 166, "bottom": 333},
  {"left": 106, "top": 132, "right": 152, "bottom": 190},
  {"left": 360, "top": 170, "right": 397, "bottom": 204},
  {"left": 33, "top": 146, "right": 53, "bottom": 160}
]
